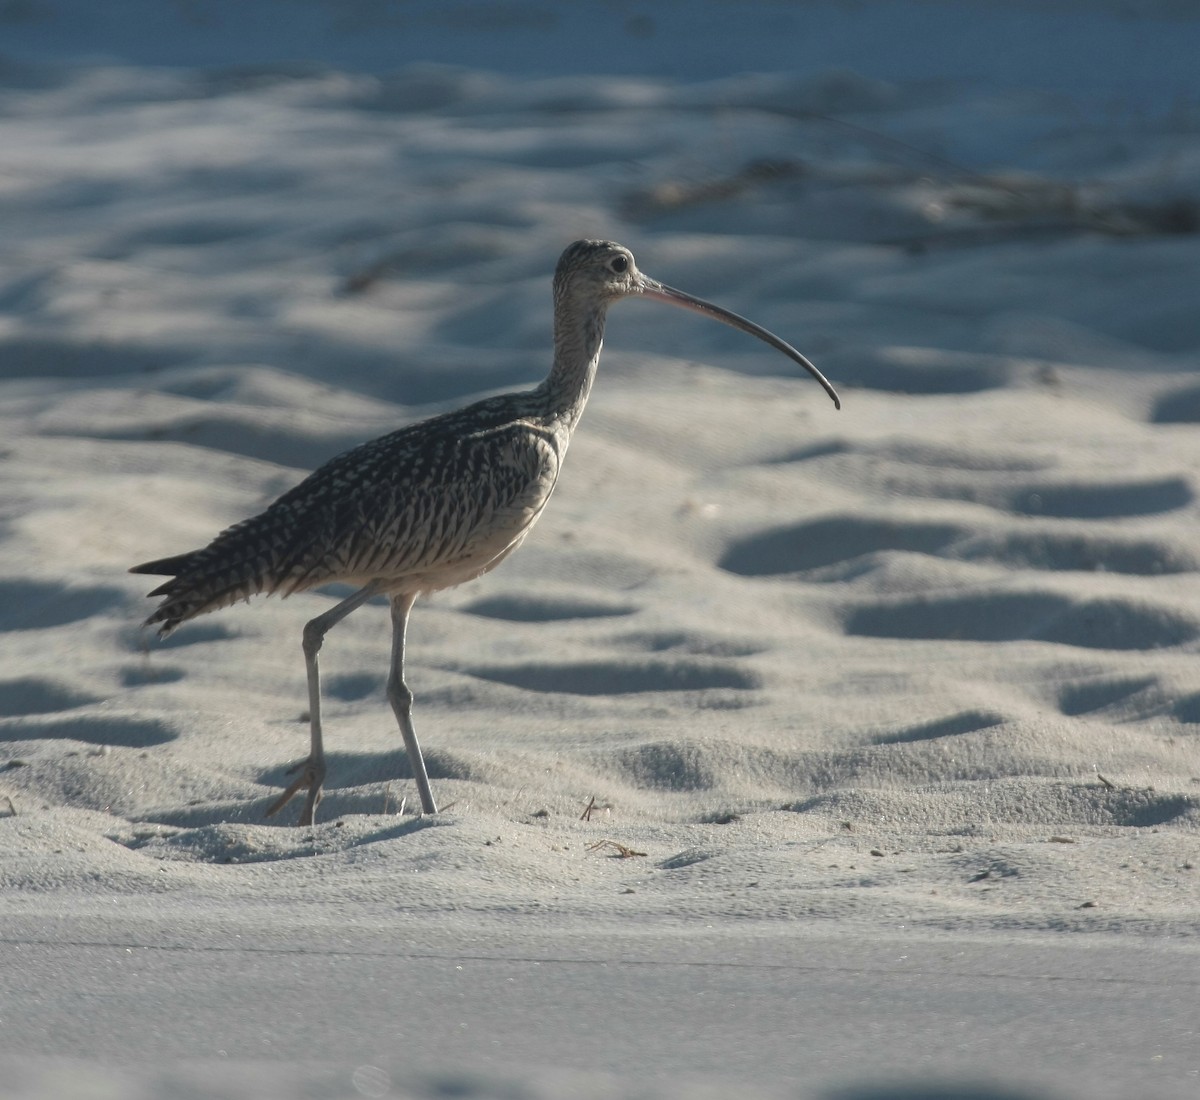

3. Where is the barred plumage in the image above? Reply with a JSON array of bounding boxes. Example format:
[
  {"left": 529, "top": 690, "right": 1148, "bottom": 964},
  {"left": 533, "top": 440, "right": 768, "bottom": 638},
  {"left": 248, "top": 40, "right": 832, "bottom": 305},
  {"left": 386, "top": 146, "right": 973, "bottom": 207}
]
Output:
[
  {"left": 132, "top": 240, "right": 839, "bottom": 825},
  {"left": 135, "top": 396, "right": 562, "bottom": 632}
]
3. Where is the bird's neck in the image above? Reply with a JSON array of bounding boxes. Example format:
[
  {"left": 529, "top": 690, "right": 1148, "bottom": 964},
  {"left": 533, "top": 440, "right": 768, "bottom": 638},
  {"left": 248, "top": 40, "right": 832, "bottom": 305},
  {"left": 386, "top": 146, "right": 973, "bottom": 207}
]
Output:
[{"left": 537, "top": 301, "right": 607, "bottom": 430}]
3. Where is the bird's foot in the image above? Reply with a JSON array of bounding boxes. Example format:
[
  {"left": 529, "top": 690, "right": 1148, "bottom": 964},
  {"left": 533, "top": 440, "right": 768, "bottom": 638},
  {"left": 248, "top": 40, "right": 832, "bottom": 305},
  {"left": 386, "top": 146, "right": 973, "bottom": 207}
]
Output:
[{"left": 265, "top": 756, "right": 325, "bottom": 826}]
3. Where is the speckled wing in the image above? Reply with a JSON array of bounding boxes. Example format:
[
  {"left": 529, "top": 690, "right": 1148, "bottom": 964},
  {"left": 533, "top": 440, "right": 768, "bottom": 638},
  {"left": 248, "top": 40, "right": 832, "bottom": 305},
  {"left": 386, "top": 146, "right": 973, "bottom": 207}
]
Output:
[
  {"left": 134, "top": 400, "right": 565, "bottom": 633},
  {"left": 272, "top": 416, "right": 563, "bottom": 595}
]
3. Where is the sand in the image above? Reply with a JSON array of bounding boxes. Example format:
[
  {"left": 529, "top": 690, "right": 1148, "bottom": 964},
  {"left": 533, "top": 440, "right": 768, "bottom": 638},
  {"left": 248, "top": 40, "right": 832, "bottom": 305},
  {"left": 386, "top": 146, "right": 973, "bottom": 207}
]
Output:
[{"left": 1, "top": 2, "right": 1198, "bottom": 1098}]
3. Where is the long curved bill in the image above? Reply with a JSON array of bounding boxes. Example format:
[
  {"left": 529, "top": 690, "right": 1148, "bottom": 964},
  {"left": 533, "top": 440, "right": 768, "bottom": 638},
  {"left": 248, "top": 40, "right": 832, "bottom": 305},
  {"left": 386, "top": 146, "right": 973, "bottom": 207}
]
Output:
[{"left": 637, "top": 277, "right": 841, "bottom": 410}]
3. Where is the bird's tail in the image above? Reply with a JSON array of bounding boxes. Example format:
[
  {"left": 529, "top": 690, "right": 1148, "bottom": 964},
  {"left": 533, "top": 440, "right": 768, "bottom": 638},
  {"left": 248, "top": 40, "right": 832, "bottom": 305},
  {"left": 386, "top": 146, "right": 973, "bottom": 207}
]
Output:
[{"left": 130, "top": 539, "right": 273, "bottom": 636}]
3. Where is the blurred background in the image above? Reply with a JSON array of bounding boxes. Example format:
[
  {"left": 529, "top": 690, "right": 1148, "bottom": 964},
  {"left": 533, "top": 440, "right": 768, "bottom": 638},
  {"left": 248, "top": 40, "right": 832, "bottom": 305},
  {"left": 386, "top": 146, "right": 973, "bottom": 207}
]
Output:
[{"left": 4, "top": 0, "right": 1197, "bottom": 104}]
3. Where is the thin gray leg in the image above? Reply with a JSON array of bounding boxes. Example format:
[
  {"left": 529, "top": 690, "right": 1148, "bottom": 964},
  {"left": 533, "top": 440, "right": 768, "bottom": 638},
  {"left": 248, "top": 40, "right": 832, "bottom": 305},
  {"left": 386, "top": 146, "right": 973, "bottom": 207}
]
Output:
[
  {"left": 266, "top": 581, "right": 383, "bottom": 826},
  {"left": 388, "top": 592, "right": 438, "bottom": 814}
]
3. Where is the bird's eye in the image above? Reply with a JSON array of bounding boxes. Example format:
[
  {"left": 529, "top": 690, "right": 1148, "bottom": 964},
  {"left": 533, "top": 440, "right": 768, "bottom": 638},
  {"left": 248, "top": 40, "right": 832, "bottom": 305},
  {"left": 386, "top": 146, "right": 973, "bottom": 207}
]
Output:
[{"left": 608, "top": 255, "right": 629, "bottom": 274}]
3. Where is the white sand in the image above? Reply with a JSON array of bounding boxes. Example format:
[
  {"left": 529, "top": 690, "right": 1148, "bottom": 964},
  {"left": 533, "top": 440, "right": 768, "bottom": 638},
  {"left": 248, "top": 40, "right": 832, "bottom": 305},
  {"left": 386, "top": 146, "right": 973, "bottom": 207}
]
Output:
[{"left": 1, "top": 2, "right": 1199, "bottom": 1097}]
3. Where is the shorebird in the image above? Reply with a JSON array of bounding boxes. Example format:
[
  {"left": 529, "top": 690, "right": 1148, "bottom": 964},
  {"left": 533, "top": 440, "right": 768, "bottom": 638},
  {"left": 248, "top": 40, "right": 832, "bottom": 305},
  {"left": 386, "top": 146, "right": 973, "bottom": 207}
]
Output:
[{"left": 132, "top": 239, "right": 840, "bottom": 825}]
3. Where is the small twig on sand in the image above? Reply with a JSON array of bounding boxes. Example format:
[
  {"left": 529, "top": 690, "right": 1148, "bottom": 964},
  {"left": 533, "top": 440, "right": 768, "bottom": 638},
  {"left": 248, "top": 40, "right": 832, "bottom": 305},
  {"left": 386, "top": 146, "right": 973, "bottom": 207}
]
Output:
[{"left": 587, "top": 840, "right": 646, "bottom": 859}]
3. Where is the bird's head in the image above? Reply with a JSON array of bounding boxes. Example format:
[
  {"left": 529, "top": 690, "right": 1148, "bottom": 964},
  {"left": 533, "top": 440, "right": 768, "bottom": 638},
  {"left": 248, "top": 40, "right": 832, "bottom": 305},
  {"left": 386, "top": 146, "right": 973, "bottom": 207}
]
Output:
[
  {"left": 553, "top": 239, "right": 643, "bottom": 305},
  {"left": 553, "top": 239, "right": 841, "bottom": 409}
]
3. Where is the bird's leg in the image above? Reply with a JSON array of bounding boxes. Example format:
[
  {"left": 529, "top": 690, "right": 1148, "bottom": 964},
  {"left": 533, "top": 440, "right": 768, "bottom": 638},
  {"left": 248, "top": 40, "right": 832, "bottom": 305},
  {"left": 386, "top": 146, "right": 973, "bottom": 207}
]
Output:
[
  {"left": 266, "top": 582, "right": 384, "bottom": 826},
  {"left": 388, "top": 592, "right": 438, "bottom": 815}
]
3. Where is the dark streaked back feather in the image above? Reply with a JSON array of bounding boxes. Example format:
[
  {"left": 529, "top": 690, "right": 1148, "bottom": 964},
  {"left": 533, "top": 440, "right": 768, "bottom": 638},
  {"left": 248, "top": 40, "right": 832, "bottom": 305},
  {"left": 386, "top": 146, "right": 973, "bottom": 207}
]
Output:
[{"left": 133, "top": 388, "right": 565, "bottom": 635}]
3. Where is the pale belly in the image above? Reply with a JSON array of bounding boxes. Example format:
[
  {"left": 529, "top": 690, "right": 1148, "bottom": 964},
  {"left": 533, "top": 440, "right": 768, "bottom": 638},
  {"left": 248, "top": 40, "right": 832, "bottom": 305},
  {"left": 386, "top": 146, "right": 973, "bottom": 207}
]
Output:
[{"left": 326, "top": 490, "right": 552, "bottom": 598}]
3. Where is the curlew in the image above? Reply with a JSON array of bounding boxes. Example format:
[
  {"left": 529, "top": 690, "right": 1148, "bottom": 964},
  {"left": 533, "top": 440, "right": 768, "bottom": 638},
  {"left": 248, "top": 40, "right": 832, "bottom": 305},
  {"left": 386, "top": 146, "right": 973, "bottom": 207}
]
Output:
[{"left": 132, "top": 240, "right": 840, "bottom": 825}]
